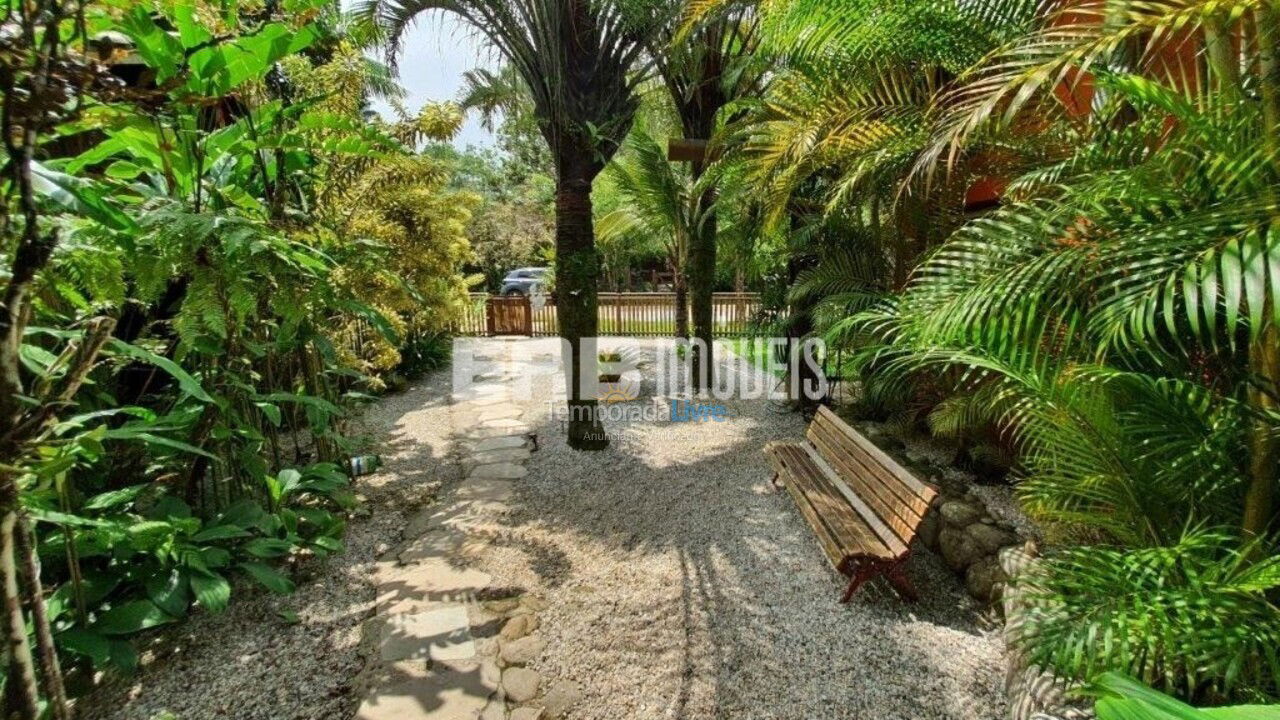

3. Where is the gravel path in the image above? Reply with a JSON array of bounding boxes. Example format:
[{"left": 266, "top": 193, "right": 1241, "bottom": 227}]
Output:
[
  {"left": 467, "top": 338, "right": 1006, "bottom": 720},
  {"left": 81, "top": 371, "right": 459, "bottom": 720},
  {"left": 83, "top": 339, "right": 1006, "bottom": 719}
]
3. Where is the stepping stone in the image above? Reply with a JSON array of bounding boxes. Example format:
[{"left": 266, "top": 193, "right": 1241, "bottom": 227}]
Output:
[
  {"left": 469, "top": 435, "right": 530, "bottom": 453},
  {"left": 375, "top": 558, "right": 493, "bottom": 614},
  {"left": 459, "top": 424, "right": 530, "bottom": 441},
  {"left": 481, "top": 418, "right": 527, "bottom": 430},
  {"left": 477, "top": 407, "right": 523, "bottom": 422},
  {"left": 469, "top": 463, "right": 528, "bottom": 480},
  {"left": 463, "top": 448, "right": 531, "bottom": 473},
  {"left": 501, "top": 667, "right": 540, "bottom": 703},
  {"left": 356, "top": 659, "right": 497, "bottom": 720},
  {"left": 379, "top": 605, "right": 475, "bottom": 662},
  {"left": 456, "top": 479, "right": 516, "bottom": 503}
]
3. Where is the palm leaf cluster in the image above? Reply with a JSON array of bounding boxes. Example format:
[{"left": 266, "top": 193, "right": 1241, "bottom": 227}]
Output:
[{"left": 712, "top": 0, "right": 1280, "bottom": 703}]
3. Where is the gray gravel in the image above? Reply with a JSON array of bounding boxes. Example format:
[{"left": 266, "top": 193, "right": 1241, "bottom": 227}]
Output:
[
  {"left": 80, "top": 371, "right": 459, "bottom": 720},
  {"left": 471, "top": 339, "right": 1006, "bottom": 720}
]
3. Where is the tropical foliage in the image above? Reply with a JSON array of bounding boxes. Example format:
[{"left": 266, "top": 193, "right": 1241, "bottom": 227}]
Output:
[
  {"left": 700, "top": 0, "right": 1280, "bottom": 708},
  {"left": 0, "top": 0, "right": 472, "bottom": 714}
]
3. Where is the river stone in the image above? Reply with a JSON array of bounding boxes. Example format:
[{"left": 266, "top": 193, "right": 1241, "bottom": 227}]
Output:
[
  {"left": 966, "top": 555, "right": 1007, "bottom": 603},
  {"left": 542, "top": 680, "right": 583, "bottom": 718},
  {"left": 500, "top": 634, "right": 546, "bottom": 665},
  {"left": 939, "top": 526, "right": 984, "bottom": 571},
  {"left": 939, "top": 500, "right": 983, "bottom": 528},
  {"left": 966, "top": 522, "right": 1019, "bottom": 555},
  {"left": 502, "top": 667, "right": 540, "bottom": 702},
  {"left": 500, "top": 614, "right": 537, "bottom": 642}
]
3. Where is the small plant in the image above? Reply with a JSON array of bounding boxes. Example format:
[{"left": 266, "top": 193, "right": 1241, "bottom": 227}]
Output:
[{"left": 1014, "top": 532, "right": 1280, "bottom": 705}]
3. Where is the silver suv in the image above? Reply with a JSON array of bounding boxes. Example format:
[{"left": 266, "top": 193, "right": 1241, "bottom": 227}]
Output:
[{"left": 500, "top": 267, "right": 549, "bottom": 296}]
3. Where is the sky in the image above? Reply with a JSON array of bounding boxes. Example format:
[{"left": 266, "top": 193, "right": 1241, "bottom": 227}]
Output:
[{"left": 340, "top": 4, "right": 499, "bottom": 149}]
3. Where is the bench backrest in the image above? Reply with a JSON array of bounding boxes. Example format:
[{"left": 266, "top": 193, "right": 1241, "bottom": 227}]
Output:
[{"left": 806, "top": 406, "right": 938, "bottom": 554}]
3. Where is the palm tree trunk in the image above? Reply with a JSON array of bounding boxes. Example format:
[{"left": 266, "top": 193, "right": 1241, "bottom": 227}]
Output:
[
  {"left": 555, "top": 171, "right": 608, "bottom": 451},
  {"left": 674, "top": 266, "right": 690, "bottom": 339},
  {"left": 1244, "top": 325, "right": 1279, "bottom": 538},
  {"left": 688, "top": 179, "right": 716, "bottom": 393}
]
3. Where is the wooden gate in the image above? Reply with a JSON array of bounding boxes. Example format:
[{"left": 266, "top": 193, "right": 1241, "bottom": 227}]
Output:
[{"left": 486, "top": 295, "right": 533, "bottom": 336}]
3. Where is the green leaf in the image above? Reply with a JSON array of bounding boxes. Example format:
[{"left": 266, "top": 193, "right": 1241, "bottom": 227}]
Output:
[
  {"left": 256, "top": 402, "right": 282, "bottom": 427},
  {"left": 100, "top": 428, "right": 216, "bottom": 459},
  {"left": 108, "top": 340, "right": 212, "bottom": 402},
  {"left": 56, "top": 628, "right": 112, "bottom": 666},
  {"left": 277, "top": 609, "right": 301, "bottom": 625},
  {"left": 145, "top": 569, "right": 190, "bottom": 618},
  {"left": 92, "top": 600, "right": 177, "bottom": 635},
  {"left": 190, "top": 571, "right": 231, "bottom": 613},
  {"left": 191, "top": 524, "right": 251, "bottom": 542},
  {"left": 29, "top": 160, "right": 136, "bottom": 232},
  {"left": 83, "top": 484, "right": 148, "bottom": 511},
  {"left": 243, "top": 538, "right": 293, "bottom": 559},
  {"left": 239, "top": 562, "right": 295, "bottom": 595}
]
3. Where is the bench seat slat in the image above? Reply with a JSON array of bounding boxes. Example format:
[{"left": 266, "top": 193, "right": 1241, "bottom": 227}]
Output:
[
  {"left": 772, "top": 443, "right": 888, "bottom": 558},
  {"left": 765, "top": 408, "right": 939, "bottom": 603},
  {"left": 810, "top": 415, "right": 933, "bottom": 518},
  {"left": 815, "top": 406, "right": 938, "bottom": 502},
  {"left": 765, "top": 443, "right": 893, "bottom": 562},
  {"left": 798, "top": 444, "right": 907, "bottom": 558},
  {"left": 807, "top": 421, "right": 928, "bottom": 543}
]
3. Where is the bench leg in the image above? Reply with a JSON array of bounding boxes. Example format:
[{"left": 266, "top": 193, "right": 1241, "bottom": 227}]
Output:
[
  {"left": 840, "top": 558, "right": 918, "bottom": 604},
  {"left": 769, "top": 471, "right": 781, "bottom": 488},
  {"left": 884, "top": 561, "right": 919, "bottom": 603},
  {"left": 840, "top": 562, "right": 878, "bottom": 603}
]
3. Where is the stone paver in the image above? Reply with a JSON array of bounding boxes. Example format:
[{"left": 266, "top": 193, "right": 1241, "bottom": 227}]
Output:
[
  {"left": 356, "top": 660, "right": 497, "bottom": 720},
  {"left": 379, "top": 605, "right": 475, "bottom": 661},
  {"left": 468, "top": 462, "right": 529, "bottom": 480},
  {"left": 357, "top": 340, "right": 548, "bottom": 720}
]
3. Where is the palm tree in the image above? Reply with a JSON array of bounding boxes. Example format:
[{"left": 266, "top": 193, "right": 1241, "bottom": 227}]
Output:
[
  {"left": 360, "top": 0, "right": 675, "bottom": 449},
  {"left": 597, "top": 126, "right": 704, "bottom": 337},
  {"left": 655, "top": 4, "right": 763, "bottom": 391}
]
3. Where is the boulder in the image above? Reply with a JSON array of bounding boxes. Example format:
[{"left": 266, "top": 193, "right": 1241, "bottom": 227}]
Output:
[
  {"left": 965, "top": 522, "right": 1019, "bottom": 555},
  {"left": 939, "top": 500, "right": 983, "bottom": 528},
  {"left": 500, "top": 613, "right": 538, "bottom": 642},
  {"left": 939, "top": 526, "right": 984, "bottom": 571},
  {"left": 965, "top": 555, "right": 1007, "bottom": 603},
  {"left": 918, "top": 509, "right": 941, "bottom": 551}
]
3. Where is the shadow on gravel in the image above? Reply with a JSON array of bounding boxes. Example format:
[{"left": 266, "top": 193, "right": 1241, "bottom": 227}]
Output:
[{"left": 482, "top": 339, "right": 1003, "bottom": 720}]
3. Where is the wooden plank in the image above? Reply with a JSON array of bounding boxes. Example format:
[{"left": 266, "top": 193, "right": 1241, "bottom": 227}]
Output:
[
  {"left": 808, "top": 418, "right": 931, "bottom": 519},
  {"left": 775, "top": 444, "right": 893, "bottom": 560},
  {"left": 814, "top": 406, "right": 938, "bottom": 502},
  {"left": 807, "top": 422, "right": 925, "bottom": 545},
  {"left": 800, "top": 444, "right": 908, "bottom": 557},
  {"left": 766, "top": 446, "right": 850, "bottom": 569}
]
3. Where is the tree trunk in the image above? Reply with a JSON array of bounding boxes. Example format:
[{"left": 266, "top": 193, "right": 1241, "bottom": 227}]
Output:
[
  {"left": 688, "top": 177, "right": 717, "bottom": 394},
  {"left": 673, "top": 267, "right": 690, "bottom": 339},
  {"left": 555, "top": 171, "right": 608, "bottom": 451},
  {"left": 0, "top": 501, "right": 39, "bottom": 720},
  {"left": 16, "top": 515, "right": 68, "bottom": 720},
  {"left": 1244, "top": 324, "right": 1279, "bottom": 538}
]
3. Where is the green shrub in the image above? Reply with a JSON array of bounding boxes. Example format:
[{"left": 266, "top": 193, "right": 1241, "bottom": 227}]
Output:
[{"left": 1015, "top": 532, "right": 1280, "bottom": 705}]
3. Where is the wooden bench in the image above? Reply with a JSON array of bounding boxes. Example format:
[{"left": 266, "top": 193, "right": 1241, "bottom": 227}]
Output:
[{"left": 764, "top": 406, "right": 938, "bottom": 603}]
